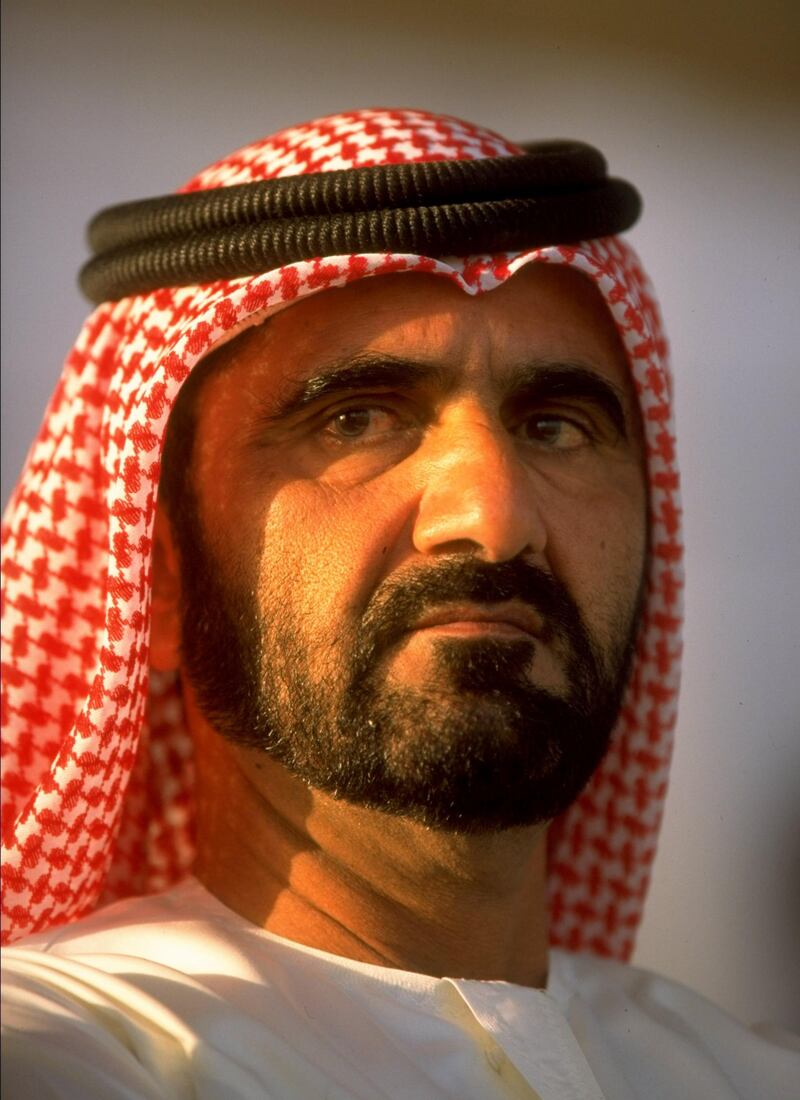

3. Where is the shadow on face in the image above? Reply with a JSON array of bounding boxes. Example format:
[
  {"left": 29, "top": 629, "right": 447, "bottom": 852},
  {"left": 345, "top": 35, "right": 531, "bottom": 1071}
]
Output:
[{"left": 154, "top": 262, "right": 648, "bottom": 840}]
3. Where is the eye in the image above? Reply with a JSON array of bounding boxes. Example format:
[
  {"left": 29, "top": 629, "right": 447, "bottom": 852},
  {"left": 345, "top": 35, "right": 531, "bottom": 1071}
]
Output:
[
  {"left": 324, "top": 404, "right": 407, "bottom": 443},
  {"left": 523, "top": 415, "right": 590, "bottom": 449}
]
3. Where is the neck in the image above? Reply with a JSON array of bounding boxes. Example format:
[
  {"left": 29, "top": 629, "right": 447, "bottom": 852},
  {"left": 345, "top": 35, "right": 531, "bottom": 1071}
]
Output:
[{"left": 190, "top": 709, "right": 550, "bottom": 987}]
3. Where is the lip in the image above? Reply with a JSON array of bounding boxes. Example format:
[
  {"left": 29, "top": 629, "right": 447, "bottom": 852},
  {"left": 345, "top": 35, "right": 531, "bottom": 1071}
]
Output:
[{"left": 409, "top": 603, "right": 543, "bottom": 639}]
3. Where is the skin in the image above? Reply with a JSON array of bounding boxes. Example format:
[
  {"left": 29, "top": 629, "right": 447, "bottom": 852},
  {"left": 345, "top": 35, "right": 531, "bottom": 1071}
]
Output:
[{"left": 150, "top": 263, "right": 648, "bottom": 987}]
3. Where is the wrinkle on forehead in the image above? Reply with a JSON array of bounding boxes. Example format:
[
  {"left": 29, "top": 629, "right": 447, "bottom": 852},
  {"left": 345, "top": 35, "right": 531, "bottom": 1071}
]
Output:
[{"left": 205, "top": 263, "right": 633, "bottom": 412}]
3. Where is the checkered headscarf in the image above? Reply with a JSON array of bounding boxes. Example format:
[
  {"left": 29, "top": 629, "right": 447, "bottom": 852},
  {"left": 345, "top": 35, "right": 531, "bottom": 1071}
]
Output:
[{"left": 1, "top": 108, "right": 682, "bottom": 955}]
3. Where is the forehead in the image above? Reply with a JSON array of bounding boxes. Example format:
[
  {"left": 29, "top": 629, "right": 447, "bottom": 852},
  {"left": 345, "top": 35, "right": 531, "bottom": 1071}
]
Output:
[{"left": 200, "top": 263, "right": 632, "bottom": 404}]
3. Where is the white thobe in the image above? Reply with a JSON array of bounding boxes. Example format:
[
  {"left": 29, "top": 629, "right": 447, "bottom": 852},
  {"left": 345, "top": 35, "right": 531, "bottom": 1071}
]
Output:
[{"left": 2, "top": 878, "right": 797, "bottom": 1099}]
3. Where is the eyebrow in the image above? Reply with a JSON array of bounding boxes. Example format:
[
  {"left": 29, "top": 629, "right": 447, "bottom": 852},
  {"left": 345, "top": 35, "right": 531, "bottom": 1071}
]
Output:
[
  {"left": 264, "top": 352, "right": 629, "bottom": 437},
  {"left": 264, "top": 355, "right": 449, "bottom": 422},
  {"left": 504, "top": 362, "right": 629, "bottom": 437}
]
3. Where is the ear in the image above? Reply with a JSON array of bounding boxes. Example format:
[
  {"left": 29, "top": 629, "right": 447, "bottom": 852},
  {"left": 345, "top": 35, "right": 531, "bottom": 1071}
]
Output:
[{"left": 149, "top": 501, "right": 182, "bottom": 672}]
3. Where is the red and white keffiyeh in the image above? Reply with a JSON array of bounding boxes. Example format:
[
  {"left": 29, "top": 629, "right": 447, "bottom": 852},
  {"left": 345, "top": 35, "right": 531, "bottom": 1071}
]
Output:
[{"left": 1, "top": 108, "right": 682, "bottom": 956}]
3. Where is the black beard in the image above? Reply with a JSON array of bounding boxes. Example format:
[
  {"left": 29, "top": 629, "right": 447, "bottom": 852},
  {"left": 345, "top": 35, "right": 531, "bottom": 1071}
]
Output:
[{"left": 177, "top": 509, "right": 642, "bottom": 833}]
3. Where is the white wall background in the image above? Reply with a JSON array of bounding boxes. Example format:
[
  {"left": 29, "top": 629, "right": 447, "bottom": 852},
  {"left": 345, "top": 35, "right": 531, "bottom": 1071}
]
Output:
[{"left": 3, "top": 0, "right": 798, "bottom": 1030}]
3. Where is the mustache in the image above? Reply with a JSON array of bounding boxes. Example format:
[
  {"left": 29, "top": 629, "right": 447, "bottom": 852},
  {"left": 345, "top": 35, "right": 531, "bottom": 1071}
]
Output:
[{"left": 355, "top": 555, "right": 592, "bottom": 665}]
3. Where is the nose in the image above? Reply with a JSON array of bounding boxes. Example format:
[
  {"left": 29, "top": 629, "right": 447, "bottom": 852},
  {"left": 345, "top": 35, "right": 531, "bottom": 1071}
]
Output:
[{"left": 412, "top": 407, "right": 546, "bottom": 563}]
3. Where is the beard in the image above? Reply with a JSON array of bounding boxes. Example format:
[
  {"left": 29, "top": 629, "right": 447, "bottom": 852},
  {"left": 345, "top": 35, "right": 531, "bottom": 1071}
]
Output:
[{"left": 176, "top": 507, "right": 643, "bottom": 834}]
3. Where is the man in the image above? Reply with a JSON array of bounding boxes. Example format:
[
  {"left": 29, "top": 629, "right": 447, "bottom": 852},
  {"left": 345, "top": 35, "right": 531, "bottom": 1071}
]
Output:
[{"left": 2, "top": 108, "right": 796, "bottom": 1098}]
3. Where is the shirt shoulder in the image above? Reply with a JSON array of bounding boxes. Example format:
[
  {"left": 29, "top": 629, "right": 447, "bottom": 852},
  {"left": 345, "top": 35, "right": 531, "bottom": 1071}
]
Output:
[{"left": 548, "top": 948, "right": 800, "bottom": 1100}]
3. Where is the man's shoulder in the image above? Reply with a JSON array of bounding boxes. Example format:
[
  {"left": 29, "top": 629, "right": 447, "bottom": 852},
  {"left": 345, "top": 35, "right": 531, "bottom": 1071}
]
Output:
[
  {"left": 5, "top": 876, "right": 217, "bottom": 958},
  {"left": 553, "top": 945, "right": 796, "bottom": 1038},
  {"left": 550, "top": 946, "right": 800, "bottom": 1096},
  {"left": 1, "top": 881, "right": 350, "bottom": 1099}
]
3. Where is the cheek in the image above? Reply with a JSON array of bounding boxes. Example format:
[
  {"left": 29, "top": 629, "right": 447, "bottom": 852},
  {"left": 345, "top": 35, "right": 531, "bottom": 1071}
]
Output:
[
  {"left": 543, "top": 471, "right": 648, "bottom": 633},
  {"left": 254, "top": 479, "right": 399, "bottom": 630}
]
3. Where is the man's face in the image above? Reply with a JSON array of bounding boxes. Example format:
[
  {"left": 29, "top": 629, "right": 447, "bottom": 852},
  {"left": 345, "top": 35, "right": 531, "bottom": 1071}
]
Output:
[{"left": 174, "top": 264, "right": 648, "bottom": 832}]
